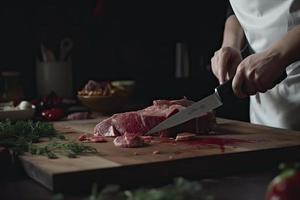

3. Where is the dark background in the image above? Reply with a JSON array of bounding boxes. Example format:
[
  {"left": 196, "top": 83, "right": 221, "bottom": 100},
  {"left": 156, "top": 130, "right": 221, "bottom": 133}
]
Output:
[{"left": 0, "top": 0, "right": 249, "bottom": 121}]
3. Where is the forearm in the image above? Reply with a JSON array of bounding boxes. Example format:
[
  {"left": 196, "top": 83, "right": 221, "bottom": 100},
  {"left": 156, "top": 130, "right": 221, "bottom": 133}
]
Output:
[
  {"left": 221, "top": 15, "right": 245, "bottom": 50},
  {"left": 268, "top": 25, "right": 300, "bottom": 68}
]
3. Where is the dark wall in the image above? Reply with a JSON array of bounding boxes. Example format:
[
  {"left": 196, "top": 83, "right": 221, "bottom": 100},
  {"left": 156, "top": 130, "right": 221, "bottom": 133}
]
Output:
[
  {"left": 0, "top": 0, "right": 93, "bottom": 98},
  {"left": 0, "top": 0, "right": 227, "bottom": 92},
  {"left": 0, "top": 0, "right": 249, "bottom": 121}
]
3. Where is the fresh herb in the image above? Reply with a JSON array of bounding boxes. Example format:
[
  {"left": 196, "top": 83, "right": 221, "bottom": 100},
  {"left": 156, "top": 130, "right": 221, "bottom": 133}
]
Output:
[
  {"left": 84, "top": 177, "right": 213, "bottom": 200},
  {"left": 0, "top": 120, "right": 96, "bottom": 159},
  {"left": 30, "top": 140, "right": 97, "bottom": 159},
  {"left": 0, "top": 120, "right": 57, "bottom": 154}
]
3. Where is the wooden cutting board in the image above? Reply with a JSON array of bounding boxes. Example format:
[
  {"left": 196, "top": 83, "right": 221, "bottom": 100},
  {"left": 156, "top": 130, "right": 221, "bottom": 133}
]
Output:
[{"left": 20, "top": 118, "right": 300, "bottom": 192}]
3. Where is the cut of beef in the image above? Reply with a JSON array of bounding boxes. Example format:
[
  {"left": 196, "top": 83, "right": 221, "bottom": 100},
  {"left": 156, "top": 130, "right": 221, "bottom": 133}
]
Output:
[
  {"left": 94, "top": 98, "right": 216, "bottom": 139},
  {"left": 113, "top": 134, "right": 147, "bottom": 148}
]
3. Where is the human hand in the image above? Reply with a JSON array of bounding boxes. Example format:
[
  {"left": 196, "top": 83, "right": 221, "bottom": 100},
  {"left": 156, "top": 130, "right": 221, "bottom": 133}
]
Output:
[
  {"left": 211, "top": 46, "right": 242, "bottom": 84},
  {"left": 232, "top": 50, "right": 286, "bottom": 98}
]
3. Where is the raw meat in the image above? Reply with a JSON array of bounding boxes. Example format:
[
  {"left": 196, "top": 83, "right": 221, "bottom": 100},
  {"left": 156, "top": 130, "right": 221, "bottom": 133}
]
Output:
[
  {"left": 94, "top": 98, "right": 216, "bottom": 140},
  {"left": 113, "top": 134, "right": 147, "bottom": 148},
  {"left": 152, "top": 150, "right": 160, "bottom": 154},
  {"left": 175, "top": 133, "right": 197, "bottom": 142},
  {"left": 67, "top": 112, "right": 89, "bottom": 120},
  {"left": 78, "top": 134, "right": 107, "bottom": 143}
]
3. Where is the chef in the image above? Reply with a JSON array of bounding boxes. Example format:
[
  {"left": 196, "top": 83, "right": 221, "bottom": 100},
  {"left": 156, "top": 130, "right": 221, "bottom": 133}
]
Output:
[{"left": 211, "top": 0, "right": 300, "bottom": 130}]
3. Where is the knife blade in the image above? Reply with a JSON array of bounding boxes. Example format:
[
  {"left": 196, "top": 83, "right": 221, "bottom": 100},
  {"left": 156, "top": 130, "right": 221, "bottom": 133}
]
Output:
[
  {"left": 145, "top": 71, "right": 288, "bottom": 136},
  {"left": 145, "top": 79, "right": 234, "bottom": 136}
]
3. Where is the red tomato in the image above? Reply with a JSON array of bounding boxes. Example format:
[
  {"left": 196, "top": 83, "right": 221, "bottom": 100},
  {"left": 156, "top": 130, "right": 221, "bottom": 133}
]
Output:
[
  {"left": 266, "top": 165, "right": 300, "bottom": 200},
  {"left": 41, "top": 108, "right": 65, "bottom": 121}
]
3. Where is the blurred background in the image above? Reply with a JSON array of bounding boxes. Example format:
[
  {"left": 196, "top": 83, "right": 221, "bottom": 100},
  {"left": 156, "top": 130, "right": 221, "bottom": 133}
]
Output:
[{"left": 0, "top": 0, "right": 249, "bottom": 121}]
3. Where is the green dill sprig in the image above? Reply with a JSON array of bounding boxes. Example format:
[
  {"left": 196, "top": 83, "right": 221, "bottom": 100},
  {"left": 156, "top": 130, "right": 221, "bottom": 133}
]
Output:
[
  {"left": 30, "top": 140, "right": 97, "bottom": 159},
  {"left": 0, "top": 120, "right": 97, "bottom": 159},
  {"left": 0, "top": 120, "right": 59, "bottom": 154}
]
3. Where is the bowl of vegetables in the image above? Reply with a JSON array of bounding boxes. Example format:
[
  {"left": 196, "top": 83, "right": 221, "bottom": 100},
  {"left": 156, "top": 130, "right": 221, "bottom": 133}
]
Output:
[{"left": 77, "top": 80, "right": 133, "bottom": 114}]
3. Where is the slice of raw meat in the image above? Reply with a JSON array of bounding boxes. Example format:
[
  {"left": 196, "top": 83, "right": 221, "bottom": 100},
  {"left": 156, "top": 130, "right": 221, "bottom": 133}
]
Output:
[
  {"left": 113, "top": 134, "right": 147, "bottom": 148},
  {"left": 67, "top": 112, "right": 89, "bottom": 120},
  {"left": 78, "top": 134, "right": 107, "bottom": 143},
  {"left": 94, "top": 97, "right": 216, "bottom": 138},
  {"left": 175, "top": 133, "right": 197, "bottom": 142}
]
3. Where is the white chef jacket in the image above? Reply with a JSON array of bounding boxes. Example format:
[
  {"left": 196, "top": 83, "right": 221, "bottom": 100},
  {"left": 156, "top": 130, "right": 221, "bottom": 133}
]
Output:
[{"left": 229, "top": 0, "right": 300, "bottom": 130}]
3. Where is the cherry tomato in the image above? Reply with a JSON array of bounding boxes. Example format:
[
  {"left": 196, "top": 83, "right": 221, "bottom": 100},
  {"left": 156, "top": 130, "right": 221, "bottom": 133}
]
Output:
[{"left": 41, "top": 108, "right": 65, "bottom": 121}]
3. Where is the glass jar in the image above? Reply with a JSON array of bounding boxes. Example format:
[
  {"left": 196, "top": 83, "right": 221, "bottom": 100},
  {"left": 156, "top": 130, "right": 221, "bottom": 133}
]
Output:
[{"left": 0, "top": 71, "right": 24, "bottom": 103}]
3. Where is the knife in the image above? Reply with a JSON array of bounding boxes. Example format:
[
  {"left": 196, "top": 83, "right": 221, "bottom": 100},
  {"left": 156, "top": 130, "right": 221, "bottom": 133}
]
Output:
[{"left": 145, "top": 72, "right": 287, "bottom": 136}]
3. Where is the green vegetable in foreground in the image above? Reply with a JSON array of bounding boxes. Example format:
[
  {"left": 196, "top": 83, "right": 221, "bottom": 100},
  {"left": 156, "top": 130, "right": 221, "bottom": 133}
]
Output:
[
  {"left": 87, "top": 177, "right": 213, "bottom": 200},
  {"left": 52, "top": 177, "right": 213, "bottom": 200}
]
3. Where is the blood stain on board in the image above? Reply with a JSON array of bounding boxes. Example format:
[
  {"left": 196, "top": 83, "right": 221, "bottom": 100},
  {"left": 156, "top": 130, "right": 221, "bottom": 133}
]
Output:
[
  {"left": 183, "top": 137, "right": 250, "bottom": 152},
  {"left": 150, "top": 136, "right": 252, "bottom": 153}
]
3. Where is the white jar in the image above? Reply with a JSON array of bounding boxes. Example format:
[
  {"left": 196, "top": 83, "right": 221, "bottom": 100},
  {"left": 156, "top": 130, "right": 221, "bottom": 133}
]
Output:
[{"left": 36, "top": 60, "right": 73, "bottom": 98}]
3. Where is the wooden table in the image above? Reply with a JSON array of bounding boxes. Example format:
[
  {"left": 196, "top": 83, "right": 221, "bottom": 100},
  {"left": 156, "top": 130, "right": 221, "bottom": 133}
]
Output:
[{"left": 0, "top": 163, "right": 280, "bottom": 200}]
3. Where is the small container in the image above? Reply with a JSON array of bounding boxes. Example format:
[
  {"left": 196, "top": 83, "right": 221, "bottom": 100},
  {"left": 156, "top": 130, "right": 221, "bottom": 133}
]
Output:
[
  {"left": 36, "top": 61, "right": 73, "bottom": 98},
  {"left": 0, "top": 71, "right": 24, "bottom": 103}
]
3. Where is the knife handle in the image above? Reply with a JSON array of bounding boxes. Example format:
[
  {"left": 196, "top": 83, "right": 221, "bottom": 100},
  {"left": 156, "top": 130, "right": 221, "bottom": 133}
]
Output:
[
  {"left": 215, "top": 79, "right": 235, "bottom": 103},
  {"left": 215, "top": 71, "right": 287, "bottom": 102}
]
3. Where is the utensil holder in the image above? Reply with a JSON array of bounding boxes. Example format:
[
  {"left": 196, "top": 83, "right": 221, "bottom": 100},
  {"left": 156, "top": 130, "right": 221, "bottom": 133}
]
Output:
[{"left": 36, "top": 61, "right": 73, "bottom": 98}]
